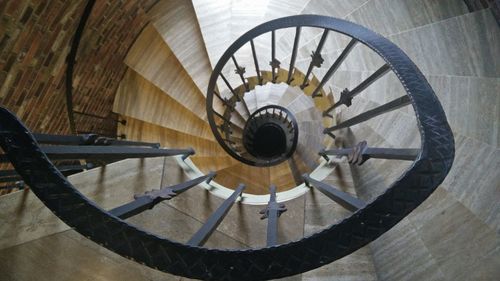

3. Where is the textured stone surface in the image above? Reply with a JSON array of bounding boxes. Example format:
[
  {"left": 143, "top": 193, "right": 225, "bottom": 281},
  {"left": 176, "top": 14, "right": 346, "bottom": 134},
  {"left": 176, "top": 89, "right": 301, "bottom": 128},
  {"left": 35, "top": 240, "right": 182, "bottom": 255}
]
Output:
[
  {"left": 303, "top": 161, "right": 378, "bottom": 281},
  {"left": 0, "top": 157, "right": 164, "bottom": 250},
  {"left": 0, "top": 230, "right": 178, "bottom": 281}
]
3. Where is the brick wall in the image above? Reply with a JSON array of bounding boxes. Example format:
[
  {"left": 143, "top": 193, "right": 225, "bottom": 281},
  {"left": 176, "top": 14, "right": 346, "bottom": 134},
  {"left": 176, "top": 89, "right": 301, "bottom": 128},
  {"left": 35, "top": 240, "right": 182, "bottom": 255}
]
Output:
[
  {"left": 0, "top": 0, "right": 86, "bottom": 135},
  {"left": 72, "top": 0, "right": 159, "bottom": 135},
  {"left": 0, "top": 0, "right": 159, "bottom": 194}
]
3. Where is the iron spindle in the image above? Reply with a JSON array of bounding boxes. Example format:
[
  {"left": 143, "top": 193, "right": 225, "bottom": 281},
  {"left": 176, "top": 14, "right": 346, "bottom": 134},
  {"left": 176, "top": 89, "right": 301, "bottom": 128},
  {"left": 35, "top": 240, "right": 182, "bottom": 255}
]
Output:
[
  {"left": 220, "top": 73, "right": 241, "bottom": 101},
  {"left": 303, "top": 174, "right": 366, "bottom": 212},
  {"left": 287, "top": 26, "right": 302, "bottom": 84},
  {"left": 250, "top": 40, "right": 262, "bottom": 85},
  {"left": 324, "top": 95, "right": 411, "bottom": 131},
  {"left": 311, "top": 39, "right": 358, "bottom": 98},
  {"left": 187, "top": 184, "right": 245, "bottom": 246},
  {"left": 232, "top": 56, "right": 249, "bottom": 91},
  {"left": 270, "top": 30, "right": 280, "bottom": 82},
  {"left": 324, "top": 63, "right": 391, "bottom": 115},
  {"left": 0, "top": 146, "right": 195, "bottom": 162},
  {"left": 321, "top": 141, "right": 419, "bottom": 164},
  {"left": 109, "top": 172, "right": 216, "bottom": 219},
  {"left": 301, "top": 29, "right": 329, "bottom": 89}
]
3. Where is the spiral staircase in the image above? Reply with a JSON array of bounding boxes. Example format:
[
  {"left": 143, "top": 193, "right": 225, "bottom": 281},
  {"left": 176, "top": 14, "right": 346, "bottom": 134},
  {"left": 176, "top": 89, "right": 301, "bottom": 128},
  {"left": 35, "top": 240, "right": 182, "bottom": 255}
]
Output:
[{"left": 1, "top": 1, "right": 499, "bottom": 281}]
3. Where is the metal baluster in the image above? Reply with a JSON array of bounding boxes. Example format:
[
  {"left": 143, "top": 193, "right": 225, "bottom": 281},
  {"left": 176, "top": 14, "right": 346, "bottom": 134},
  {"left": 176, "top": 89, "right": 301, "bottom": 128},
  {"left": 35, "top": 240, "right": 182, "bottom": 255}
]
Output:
[
  {"left": 109, "top": 172, "right": 216, "bottom": 219},
  {"left": 324, "top": 95, "right": 411, "bottom": 131},
  {"left": 319, "top": 141, "right": 419, "bottom": 164},
  {"left": 311, "top": 39, "right": 358, "bottom": 98},
  {"left": 213, "top": 90, "right": 235, "bottom": 110},
  {"left": 232, "top": 56, "right": 249, "bottom": 91},
  {"left": 250, "top": 40, "right": 262, "bottom": 85},
  {"left": 0, "top": 146, "right": 195, "bottom": 162},
  {"left": 213, "top": 110, "right": 233, "bottom": 125},
  {"left": 220, "top": 73, "right": 241, "bottom": 101},
  {"left": 323, "top": 64, "right": 391, "bottom": 116},
  {"left": 300, "top": 29, "right": 329, "bottom": 89},
  {"left": 270, "top": 30, "right": 280, "bottom": 83},
  {"left": 187, "top": 184, "right": 245, "bottom": 246},
  {"left": 287, "top": 26, "right": 301, "bottom": 84},
  {"left": 303, "top": 174, "right": 366, "bottom": 212},
  {"left": 0, "top": 163, "right": 95, "bottom": 178}
]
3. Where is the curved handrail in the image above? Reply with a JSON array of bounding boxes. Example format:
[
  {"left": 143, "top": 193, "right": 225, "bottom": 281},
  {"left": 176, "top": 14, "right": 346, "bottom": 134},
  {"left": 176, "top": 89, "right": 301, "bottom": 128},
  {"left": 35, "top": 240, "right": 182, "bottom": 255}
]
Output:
[{"left": 2, "top": 15, "right": 454, "bottom": 281}]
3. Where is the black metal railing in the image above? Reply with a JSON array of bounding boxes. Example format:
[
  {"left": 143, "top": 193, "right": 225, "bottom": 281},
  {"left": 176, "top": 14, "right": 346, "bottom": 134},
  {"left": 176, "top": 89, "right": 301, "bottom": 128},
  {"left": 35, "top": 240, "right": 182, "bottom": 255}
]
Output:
[{"left": 1, "top": 13, "right": 455, "bottom": 281}]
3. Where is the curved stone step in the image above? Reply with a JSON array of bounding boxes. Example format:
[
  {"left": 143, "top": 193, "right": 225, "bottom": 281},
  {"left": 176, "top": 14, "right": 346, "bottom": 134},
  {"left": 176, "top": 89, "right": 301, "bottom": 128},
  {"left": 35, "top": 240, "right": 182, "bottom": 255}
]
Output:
[
  {"left": 192, "top": 0, "right": 232, "bottom": 67},
  {"left": 148, "top": 0, "right": 213, "bottom": 96},
  {"left": 124, "top": 24, "right": 208, "bottom": 121},
  {"left": 117, "top": 116, "right": 227, "bottom": 157},
  {"left": 328, "top": 10, "right": 499, "bottom": 78},
  {"left": 191, "top": 155, "right": 240, "bottom": 173},
  {"left": 330, "top": 69, "right": 499, "bottom": 147},
  {"left": 114, "top": 69, "right": 214, "bottom": 141},
  {"left": 303, "top": 160, "right": 377, "bottom": 280},
  {"left": 213, "top": 160, "right": 304, "bottom": 195}
]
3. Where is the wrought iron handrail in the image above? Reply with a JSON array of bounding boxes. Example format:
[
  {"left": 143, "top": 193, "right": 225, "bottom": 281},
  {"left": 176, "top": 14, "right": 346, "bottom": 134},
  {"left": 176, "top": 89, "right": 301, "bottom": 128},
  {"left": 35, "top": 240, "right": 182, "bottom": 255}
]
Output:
[{"left": 2, "top": 15, "right": 454, "bottom": 281}]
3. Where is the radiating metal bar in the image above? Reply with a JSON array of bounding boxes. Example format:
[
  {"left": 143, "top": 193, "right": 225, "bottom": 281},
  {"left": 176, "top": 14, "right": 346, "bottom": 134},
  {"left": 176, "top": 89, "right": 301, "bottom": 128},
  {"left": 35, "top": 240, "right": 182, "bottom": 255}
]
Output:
[
  {"left": 73, "top": 110, "right": 114, "bottom": 121},
  {"left": 108, "top": 196, "right": 155, "bottom": 219},
  {"left": 0, "top": 146, "right": 195, "bottom": 162},
  {"left": 324, "top": 64, "right": 391, "bottom": 114},
  {"left": 260, "top": 185, "right": 287, "bottom": 246},
  {"left": 109, "top": 173, "right": 216, "bottom": 219},
  {"left": 302, "top": 174, "right": 366, "bottom": 212},
  {"left": 104, "top": 139, "right": 161, "bottom": 148},
  {"left": 324, "top": 95, "right": 411, "bottom": 132},
  {"left": 0, "top": 175, "right": 21, "bottom": 183},
  {"left": 239, "top": 96, "right": 252, "bottom": 117},
  {"left": 250, "top": 40, "right": 262, "bottom": 85},
  {"left": 0, "top": 163, "right": 94, "bottom": 178},
  {"left": 34, "top": 133, "right": 90, "bottom": 145},
  {"left": 232, "top": 56, "right": 249, "bottom": 91},
  {"left": 311, "top": 39, "right": 358, "bottom": 97},
  {"left": 270, "top": 30, "right": 279, "bottom": 82},
  {"left": 347, "top": 63, "right": 391, "bottom": 99},
  {"left": 213, "top": 90, "right": 232, "bottom": 109},
  {"left": 287, "top": 26, "right": 301, "bottom": 84},
  {"left": 301, "top": 29, "right": 329, "bottom": 89},
  {"left": 187, "top": 184, "right": 245, "bottom": 246},
  {"left": 365, "top": 147, "right": 419, "bottom": 161},
  {"left": 320, "top": 142, "right": 419, "bottom": 164},
  {"left": 219, "top": 73, "right": 240, "bottom": 101},
  {"left": 213, "top": 110, "right": 234, "bottom": 125},
  {"left": 0, "top": 182, "right": 25, "bottom": 190},
  {"left": 33, "top": 133, "right": 160, "bottom": 148}
]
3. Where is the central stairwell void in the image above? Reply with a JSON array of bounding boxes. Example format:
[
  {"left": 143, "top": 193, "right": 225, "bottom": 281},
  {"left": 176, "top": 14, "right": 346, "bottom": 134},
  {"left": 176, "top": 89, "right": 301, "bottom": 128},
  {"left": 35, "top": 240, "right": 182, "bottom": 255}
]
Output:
[{"left": 0, "top": 13, "right": 455, "bottom": 281}]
